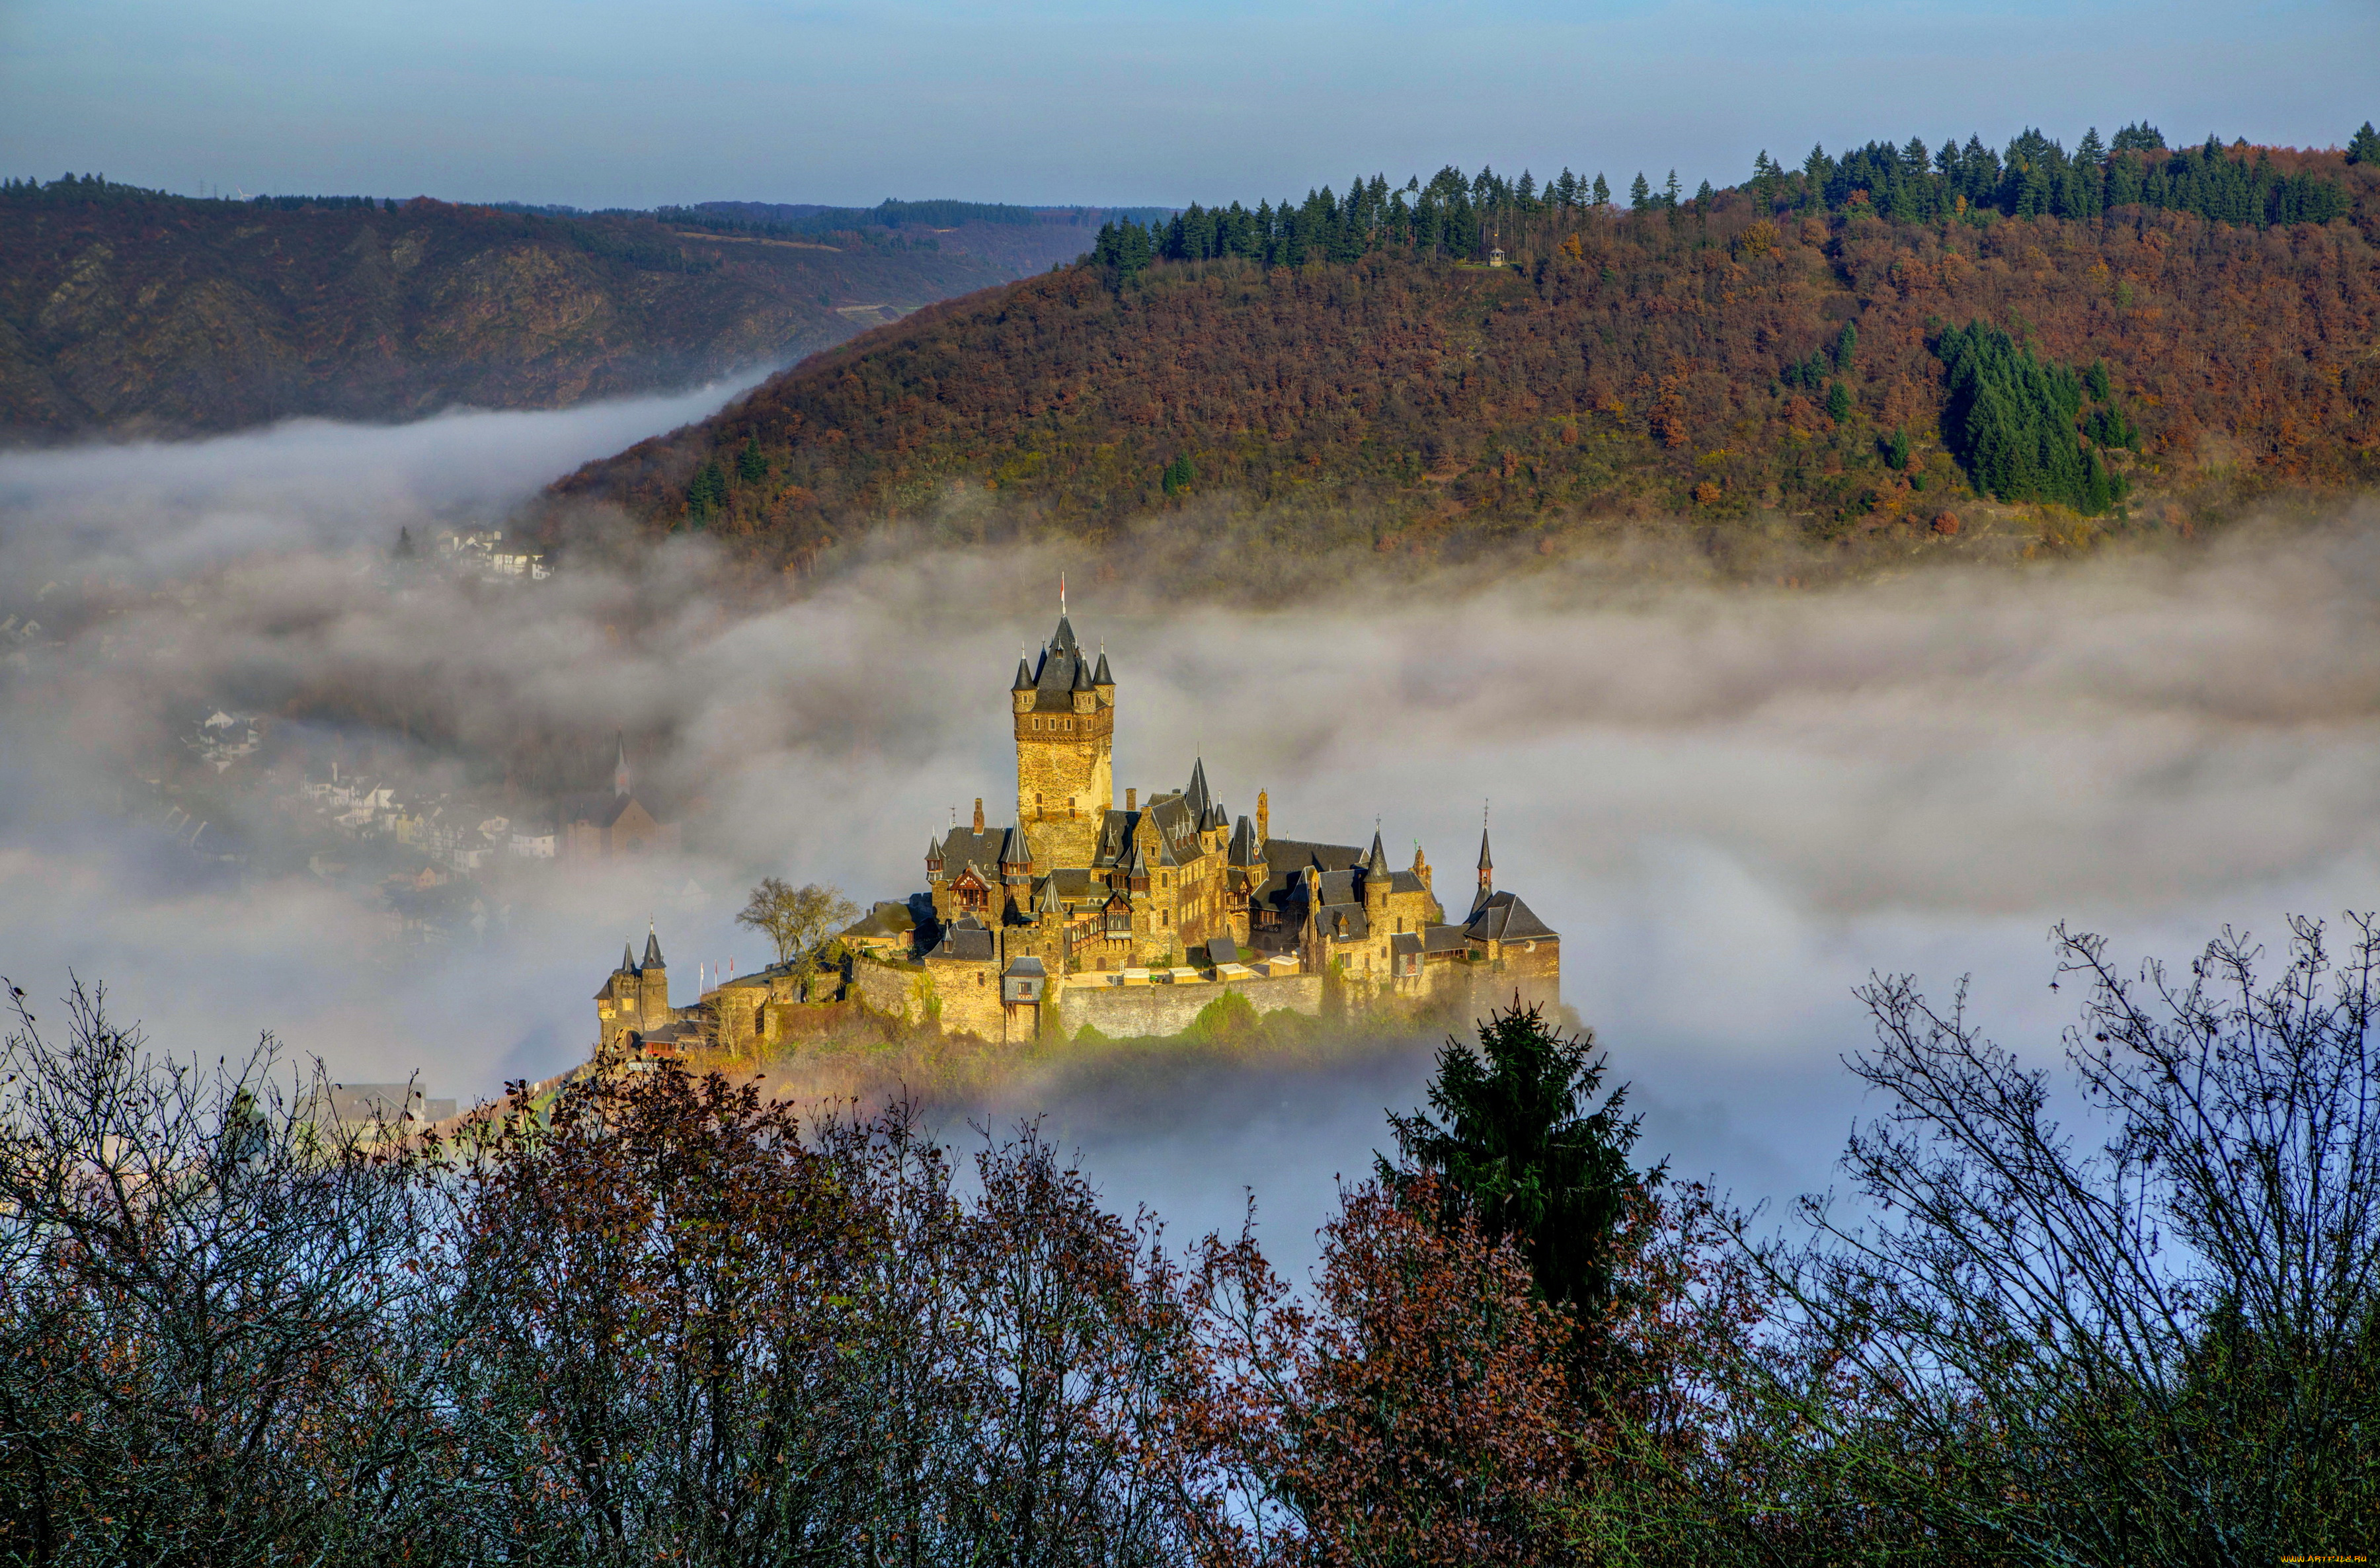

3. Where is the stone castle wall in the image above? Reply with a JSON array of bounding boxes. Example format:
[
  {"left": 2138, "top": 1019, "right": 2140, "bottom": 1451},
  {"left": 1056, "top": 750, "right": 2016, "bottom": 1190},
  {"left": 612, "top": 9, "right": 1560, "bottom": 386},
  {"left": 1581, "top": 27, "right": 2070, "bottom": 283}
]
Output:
[{"left": 1054, "top": 971, "right": 1324, "bottom": 1040}]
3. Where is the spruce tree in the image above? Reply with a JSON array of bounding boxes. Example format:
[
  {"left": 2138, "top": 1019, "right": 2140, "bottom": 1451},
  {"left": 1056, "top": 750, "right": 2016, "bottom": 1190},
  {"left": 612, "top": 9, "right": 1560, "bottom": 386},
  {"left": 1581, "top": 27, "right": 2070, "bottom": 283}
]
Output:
[
  {"left": 2350, "top": 122, "right": 2380, "bottom": 166},
  {"left": 1592, "top": 172, "right": 1611, "bottom": 208},
  {"left": 1629, "top": 172, "right": 1651, "bottom": 209},
  {"left": 1382, "top": 1001, "right": 1659, "bottom": 1321},
  {"left": 1825, "top": 381, "right": 1852, "bottom": 422}
]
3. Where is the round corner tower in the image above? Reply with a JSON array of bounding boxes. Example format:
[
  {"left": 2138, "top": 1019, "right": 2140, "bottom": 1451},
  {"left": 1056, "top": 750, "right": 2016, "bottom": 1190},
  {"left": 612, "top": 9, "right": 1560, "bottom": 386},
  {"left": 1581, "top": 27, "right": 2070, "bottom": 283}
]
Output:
[{"left": 1011, "top": 612, "right": 1113, "bottom": 867}]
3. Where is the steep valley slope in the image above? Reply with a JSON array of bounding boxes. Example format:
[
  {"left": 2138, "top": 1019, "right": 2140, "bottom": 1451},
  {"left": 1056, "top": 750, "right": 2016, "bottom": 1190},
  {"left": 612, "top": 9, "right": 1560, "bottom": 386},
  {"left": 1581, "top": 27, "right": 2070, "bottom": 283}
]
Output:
[
  {"left": 0, "top": 184, "right": 1064, "bottom": 440},
  {"left": 548, "top": 141, "right": 2380, "bottom": 588}
]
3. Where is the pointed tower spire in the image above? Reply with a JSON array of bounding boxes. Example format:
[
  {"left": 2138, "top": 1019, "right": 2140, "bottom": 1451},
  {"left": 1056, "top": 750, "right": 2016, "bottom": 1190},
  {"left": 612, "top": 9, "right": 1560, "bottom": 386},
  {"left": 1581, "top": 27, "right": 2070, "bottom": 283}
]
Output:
[
  {"left": 614, "top": 732, "right": 632, "bottom": 798},
  {"left": 1476, "top": 801, "right": 1494, "bottom": 905},
  {"left": 1367, "top": 825, "right": 1388, "bottom": 871},
  {"left": 1013, "top": 648, "right": 1033, "bottom": 691},
  {"left": 643, "top": 920, "right": 665, "bottom": 970},
  {"left": 621, "top": 940, "right": 639, "bottom": 975}
]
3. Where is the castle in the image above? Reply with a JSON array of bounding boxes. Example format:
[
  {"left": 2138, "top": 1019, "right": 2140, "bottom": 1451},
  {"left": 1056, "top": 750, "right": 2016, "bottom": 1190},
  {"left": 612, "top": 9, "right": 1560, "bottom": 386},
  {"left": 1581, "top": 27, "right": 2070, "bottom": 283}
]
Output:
[{"left": 597, "top": 608, "right": 1558, "bottom": 1051}]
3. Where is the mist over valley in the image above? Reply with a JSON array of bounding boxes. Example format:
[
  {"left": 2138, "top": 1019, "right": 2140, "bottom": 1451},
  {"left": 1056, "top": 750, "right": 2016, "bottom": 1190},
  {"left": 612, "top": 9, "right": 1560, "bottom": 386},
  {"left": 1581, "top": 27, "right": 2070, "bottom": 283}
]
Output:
[{"left": 8, "top": 389, "right": 2378, "bottom": 1253}]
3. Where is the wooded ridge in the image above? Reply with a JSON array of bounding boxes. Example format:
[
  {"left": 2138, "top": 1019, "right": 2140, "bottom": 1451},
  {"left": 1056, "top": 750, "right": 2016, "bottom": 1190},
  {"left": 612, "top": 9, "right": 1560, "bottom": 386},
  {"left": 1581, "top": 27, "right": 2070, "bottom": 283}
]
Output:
[
  {"left": 547, "top": 126, "right": 2380, "bottom": 580},
  {"left": 0, "top": 178, "right": 1040, "bottom": 439}
]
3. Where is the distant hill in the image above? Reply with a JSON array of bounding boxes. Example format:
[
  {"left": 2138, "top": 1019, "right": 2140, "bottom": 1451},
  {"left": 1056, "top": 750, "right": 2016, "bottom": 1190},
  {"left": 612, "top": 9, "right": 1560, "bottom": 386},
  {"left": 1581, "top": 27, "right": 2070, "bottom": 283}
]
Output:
[
  {"left": 669, "top": 199, "right": 1177, "bottom": 278},
  {"left": 547, "top": 127, "right": 2380, "bottom": 581},
  {"left": 0, "top": 179, "right": 1057, "bottom": 440}
]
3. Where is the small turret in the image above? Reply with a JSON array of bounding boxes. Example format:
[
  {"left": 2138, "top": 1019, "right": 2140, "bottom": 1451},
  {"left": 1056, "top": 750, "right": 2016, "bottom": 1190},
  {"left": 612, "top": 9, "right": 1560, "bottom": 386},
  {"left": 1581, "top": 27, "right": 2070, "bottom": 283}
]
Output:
[
  {"left": 1476, "top": 822, "right": 1494, "bottom": 912},
  {"left": 639, "top": 924, "right": 670, "bottom": 1021},
  {"left": 1012, "top": 650, "right": 1035, "bottom": 713},
  {"left": 973, "top": 797, "right": 985, "bottom": 833},
  {"left": 620, "top": 941, "right": 640, "bottom": 976},
  {"left": 1256, "top": 790, "right": 1269, "bottom": 845},
  {"left": 1093, "top": 647, "right": 1114, "bottom": 705},
  {"left": 1364, "top": 832, "right": 1391, "bottom": 912}
]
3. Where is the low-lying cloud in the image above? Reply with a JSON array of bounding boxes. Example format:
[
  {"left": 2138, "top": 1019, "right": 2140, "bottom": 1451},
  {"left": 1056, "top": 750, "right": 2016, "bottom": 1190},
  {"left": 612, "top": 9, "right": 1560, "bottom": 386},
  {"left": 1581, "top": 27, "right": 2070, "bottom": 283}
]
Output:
[{"left": 5, "top": 397, "right": 2377, "bottom": 1255}]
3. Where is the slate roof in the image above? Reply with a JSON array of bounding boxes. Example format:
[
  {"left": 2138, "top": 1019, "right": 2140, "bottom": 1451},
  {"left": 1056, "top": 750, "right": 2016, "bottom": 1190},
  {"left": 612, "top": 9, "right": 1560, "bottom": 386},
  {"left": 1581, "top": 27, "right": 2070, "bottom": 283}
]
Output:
[
  {"left": 1464, "top": 891, "right": 1557, "bottom": 943},
  {"left": 1184, "top": 758, "right": 1213, "bottom": 820},
  {"left": 1207, "top": 935, "right": 1240, "bottom": 964},
  {"left": 1004, "top": 955, "right": 1047, "bottom": 978},
  {"left": 931, "top": 826, "right": 1006, "bottom": 879},
  {"left": 933, "top": 916, "right": 996, "bottom": 962},
  {"left": 1421, "top": 923, "right": 1472, "bottom": 954},
  {"left": 1318, "top": 904, "right": 1371, "bottom": 941},
  {"left": 643, "top": 930, "right": 666, "bottom": 968},
  {"left": 1228, "top": 814, "right": 1260, "bottom": 867},
  {"left": 1025, "top": 614, "right": 1097, "bottom": 713},
  {"left": 1390, "top": 931, "right": 1423, "bottom": 957},
  {"left": 1091, "top": 793, "right": 1207, "bottom": 871}
]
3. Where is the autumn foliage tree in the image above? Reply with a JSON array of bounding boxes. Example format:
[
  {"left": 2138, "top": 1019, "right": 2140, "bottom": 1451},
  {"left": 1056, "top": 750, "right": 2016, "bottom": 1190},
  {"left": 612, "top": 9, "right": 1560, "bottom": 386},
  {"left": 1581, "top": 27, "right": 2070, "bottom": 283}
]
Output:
[{"left": 551, "top": 126, "right": 2380, "bottom": 570}]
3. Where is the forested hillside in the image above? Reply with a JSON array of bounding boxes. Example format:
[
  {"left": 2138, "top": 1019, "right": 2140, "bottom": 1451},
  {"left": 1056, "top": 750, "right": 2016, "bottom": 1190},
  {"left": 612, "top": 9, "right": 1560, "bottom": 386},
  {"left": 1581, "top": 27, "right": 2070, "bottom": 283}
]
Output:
[
  {"left": 551, "top": 125, "right": 2380, "bottom": 579},
  {"left": 670, "top": 198, "right": 1176, "bottom": 278},
  {"left": 0, "top": 179, "right": 1025, "bottom": 440}
]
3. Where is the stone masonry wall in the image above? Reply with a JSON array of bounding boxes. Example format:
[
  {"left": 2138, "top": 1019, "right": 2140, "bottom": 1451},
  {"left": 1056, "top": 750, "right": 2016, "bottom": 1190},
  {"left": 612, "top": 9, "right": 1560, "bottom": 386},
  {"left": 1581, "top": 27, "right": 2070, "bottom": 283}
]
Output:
[
  {"left": 1054, "top": 972, "right": 1324, "bottom": 1040},
  {"left": 849, "top": 955, "right": 933, "bottom": 1023}
]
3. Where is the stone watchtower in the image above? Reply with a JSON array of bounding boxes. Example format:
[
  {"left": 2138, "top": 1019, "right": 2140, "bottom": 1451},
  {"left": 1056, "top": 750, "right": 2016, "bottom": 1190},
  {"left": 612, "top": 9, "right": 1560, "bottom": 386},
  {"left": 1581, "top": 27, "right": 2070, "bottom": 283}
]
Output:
[{"left": 1010, "top": 609, "right": 1114, "bottom": 868}]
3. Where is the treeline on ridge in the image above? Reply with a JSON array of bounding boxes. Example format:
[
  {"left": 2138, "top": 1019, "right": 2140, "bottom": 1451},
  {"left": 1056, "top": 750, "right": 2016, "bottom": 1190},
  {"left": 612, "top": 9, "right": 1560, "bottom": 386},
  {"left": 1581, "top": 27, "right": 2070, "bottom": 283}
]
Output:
[
  {"left": 1101, "top": 122, "right": 2371, "bottom": 277},
  {"left": 0, "top": 179, "right": 1029, "bottom": 437},
  {"left": 549, "top": 119, "right": 2380, "bottom": 573}
]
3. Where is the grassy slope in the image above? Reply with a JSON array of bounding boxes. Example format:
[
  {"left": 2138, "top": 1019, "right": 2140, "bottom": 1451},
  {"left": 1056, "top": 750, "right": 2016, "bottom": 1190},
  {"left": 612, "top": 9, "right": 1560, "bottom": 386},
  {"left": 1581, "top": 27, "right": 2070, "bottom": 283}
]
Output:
[
  {"left": 549, "top": 162, "right": 2380, "bottom": 579},
  {"left": 0, "top": 196, "right": 1030, "bottom": 439}
]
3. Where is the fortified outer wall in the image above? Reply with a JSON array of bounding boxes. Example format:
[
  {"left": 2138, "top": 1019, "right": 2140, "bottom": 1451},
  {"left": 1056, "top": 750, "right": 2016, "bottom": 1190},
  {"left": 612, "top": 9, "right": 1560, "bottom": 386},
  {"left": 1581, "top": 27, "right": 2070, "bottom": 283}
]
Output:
[
  {"left": 1054, "top": 972, "right": 1323, "bottom": 1040},
  {"left": 849, "top": 954, "right": 933, "bottom": 1022},
  {"left": 925, "top": 954, "right": 1006, "bottom": 1040}
]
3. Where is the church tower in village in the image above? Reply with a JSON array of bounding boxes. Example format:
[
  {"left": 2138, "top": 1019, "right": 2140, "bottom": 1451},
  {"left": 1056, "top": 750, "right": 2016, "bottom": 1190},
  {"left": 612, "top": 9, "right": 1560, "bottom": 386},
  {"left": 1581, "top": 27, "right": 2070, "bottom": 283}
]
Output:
[{"left": 1011, "top": 602, "right": 1114, "bottom": 869}]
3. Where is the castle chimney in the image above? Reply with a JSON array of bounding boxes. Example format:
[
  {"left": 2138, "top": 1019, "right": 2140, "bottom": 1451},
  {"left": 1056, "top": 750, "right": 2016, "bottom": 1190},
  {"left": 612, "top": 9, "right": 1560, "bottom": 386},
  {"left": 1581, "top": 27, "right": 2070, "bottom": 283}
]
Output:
[
  {"left": 1257, "top": 790, "right": 1269, "bottom": 843},
  {"left": 1126, "top": 787, "right": 1136, "bottom": 811},
  {"left": 973, "top": 797, "right": 984, "bottom": 832}
]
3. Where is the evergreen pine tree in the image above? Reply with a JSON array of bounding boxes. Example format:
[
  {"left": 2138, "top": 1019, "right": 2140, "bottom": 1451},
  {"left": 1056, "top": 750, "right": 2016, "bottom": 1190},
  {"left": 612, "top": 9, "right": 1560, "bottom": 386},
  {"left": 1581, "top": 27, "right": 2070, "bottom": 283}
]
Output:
[
  {"left": 2350, "top": 122, "right": 2380, "bottom": 166},
  {"left": 1663, "top": 169, "right": 1682, "bottom": 207},
  {"left": 1592, "top": 172, "right": 1611, "bottom": 208},
  {"left": 1825, "top": 381, "right": 1852, "bottom": 422},
  {"left": 1629, "top": 172, "right": 1651, "bottom": 209},
  {"left": 1803, "top": 143, "right": 1833, "bottom": 206},
  {"left": 1382, "top": 1001, "right": 1659, "bottom": 1321},
  {"left": 1885, "top": 428, "right": 1911, "bottom": 471},
  {"left": 1833, "top": 321, "right": 1859, "bottom": 370},
  {"left": 734, "top": 436, "right": 767, "bottom": 484},
  {"left": 392, "top": 526, "right": 416, "bottom": 561}
]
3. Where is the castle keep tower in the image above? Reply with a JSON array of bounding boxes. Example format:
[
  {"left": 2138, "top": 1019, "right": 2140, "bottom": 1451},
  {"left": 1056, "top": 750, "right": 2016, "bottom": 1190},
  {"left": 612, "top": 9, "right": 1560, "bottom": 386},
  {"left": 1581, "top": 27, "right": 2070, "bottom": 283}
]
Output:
[{"left": 1012, "top": 611, "right": 1113, "bottom": 867}]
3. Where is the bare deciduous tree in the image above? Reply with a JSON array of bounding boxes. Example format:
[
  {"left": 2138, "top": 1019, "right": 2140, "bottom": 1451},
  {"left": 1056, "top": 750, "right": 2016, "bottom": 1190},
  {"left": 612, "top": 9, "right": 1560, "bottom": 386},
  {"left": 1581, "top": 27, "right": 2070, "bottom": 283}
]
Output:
[{"left": 734, "top": 877, "right": 857, "bottom": 970}]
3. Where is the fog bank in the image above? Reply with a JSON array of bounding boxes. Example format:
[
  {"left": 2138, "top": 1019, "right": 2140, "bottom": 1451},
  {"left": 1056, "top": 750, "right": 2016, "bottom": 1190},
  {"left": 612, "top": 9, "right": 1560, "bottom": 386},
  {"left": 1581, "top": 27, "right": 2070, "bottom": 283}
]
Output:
[{"left": 5, "top": 399, "right": 2378, "bottom": 1254}]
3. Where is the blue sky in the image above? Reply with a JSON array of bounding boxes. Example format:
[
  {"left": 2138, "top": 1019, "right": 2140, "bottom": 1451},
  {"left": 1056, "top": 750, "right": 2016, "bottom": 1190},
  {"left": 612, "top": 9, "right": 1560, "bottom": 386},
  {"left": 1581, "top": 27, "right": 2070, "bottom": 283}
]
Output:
[{"left": 3, "top": 0, "right": 2372, "bottom": 209}]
